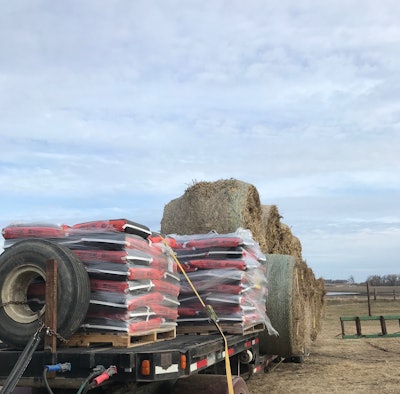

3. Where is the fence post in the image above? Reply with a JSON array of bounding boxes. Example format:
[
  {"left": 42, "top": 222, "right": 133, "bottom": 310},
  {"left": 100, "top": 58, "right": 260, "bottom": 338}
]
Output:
[{"left": 367, "top": 282, "right": 371, "bottom": 316}]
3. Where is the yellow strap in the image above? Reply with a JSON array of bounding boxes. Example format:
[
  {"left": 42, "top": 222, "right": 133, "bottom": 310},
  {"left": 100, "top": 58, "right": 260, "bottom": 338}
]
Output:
[{"left": 160, "top": 236, "right": 234, "bottom": 394}]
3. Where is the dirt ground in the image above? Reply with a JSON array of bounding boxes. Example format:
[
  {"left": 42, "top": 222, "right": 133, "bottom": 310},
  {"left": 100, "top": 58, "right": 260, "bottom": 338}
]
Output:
[{"left": 247, "top": 298, "right": 400, "bottom": 394}]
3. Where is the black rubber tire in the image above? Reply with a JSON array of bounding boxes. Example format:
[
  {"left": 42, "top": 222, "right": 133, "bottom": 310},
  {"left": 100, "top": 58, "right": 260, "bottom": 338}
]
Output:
[
  {"left": 258, "top": 254, "right": 297, "bottom": 357},
  {"left": 287, "top": 355, "right": 305, "bottom": 363},
  {"left": 171, "top": 375, "right": 250, "bottom": 394},
  {"left": 0, "top": 239, "right": 91, "bottom": 349}
]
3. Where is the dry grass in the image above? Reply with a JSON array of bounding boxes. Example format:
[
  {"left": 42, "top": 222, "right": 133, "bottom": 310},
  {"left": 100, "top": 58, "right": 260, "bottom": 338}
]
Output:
[{"left": 247, "top": 298, "right": 400, "bottom": 393}]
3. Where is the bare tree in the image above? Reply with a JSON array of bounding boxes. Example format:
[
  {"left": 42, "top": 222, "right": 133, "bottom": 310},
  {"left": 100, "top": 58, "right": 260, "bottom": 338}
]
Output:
[{"left": 366, "top": 274, "right": 400, "bottom": 286}]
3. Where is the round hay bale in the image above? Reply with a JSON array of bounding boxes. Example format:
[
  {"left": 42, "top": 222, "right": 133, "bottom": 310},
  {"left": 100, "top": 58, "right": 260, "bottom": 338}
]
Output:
[
  {"left": 259, "top": 254, "right": 298, "bottom": 356},
  {"left": 161, "top": 179, "right": 326, "bottom": 345},
  {"left": 262, "top": 205, "right": 281, "bottom": 254},
  {"left": 279, "top": 223, "right": 296, "bottom": 256},
  {"left": 294, "top": 260, "right": 326, "bottom": 344},
  {"left": 161, "top": 179, "right": 267, "bottom": 249},
  {"left": 262, "top": 205, "right": 303, "bottom": 262},
  {"left": 291, "top": 235, "right": 303, "bottom": 264},
  {"left": 310, "top": 277, "right": 326, "bottom": 341},
  {"left": 261, "top": 204, "right": 324, "bottom": 344}
]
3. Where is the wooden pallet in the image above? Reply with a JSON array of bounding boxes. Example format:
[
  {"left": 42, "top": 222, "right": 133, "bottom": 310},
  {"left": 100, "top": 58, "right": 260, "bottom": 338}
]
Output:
[
  {"left": 65, "top": 327, "right": 176, "bottom": 348},
  {"left": 176, "top": 322, "right": 266, "bottom": 335}
]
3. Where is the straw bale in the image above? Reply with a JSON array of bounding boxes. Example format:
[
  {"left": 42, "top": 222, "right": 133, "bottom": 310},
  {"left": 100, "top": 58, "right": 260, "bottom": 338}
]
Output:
[
  {"left": 161, "top": 179, "right": 267, "bottom": 250},
  {"left": 161, "top": 179, "right": 325, "bottom": 347},
  {"left": 262, "top": 205, "right": 281, "bottom": 254},
  {"left": 295, "top": 260, "right": 326, "bottom": 344},
  {"left": 261, "top": 204, "right": 324, "bottom": 345}
]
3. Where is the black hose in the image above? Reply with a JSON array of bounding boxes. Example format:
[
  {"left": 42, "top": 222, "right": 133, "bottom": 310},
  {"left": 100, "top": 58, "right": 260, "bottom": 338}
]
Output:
[
  {"left": 77, "top": 369, "right": 104, "bottom": 394},
  {"left": 43, "top": 368, "right": 55, "bottom": 394}
]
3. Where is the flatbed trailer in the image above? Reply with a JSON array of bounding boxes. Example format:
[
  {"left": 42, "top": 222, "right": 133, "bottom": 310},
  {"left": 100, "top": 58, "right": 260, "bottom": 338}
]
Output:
[
  {"left": 0, "top": 239, "right": 302, "bottom": 393},
  {"left": 0, "top": 329, "right": 272, "bottom": 393}
]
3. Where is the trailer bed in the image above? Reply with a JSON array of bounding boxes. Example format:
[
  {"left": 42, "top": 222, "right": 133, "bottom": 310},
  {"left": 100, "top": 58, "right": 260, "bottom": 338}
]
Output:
[{"left": 0, "top": 331, "right": 262, "bottom": 390}]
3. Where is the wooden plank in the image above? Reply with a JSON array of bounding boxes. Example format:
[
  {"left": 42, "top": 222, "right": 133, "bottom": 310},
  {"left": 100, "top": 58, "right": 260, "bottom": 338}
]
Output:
[
  {"left": 45, "top": 259, "right": 58, "bottom": 377},
  {"left": 65, "top": 327, "right": 176, "bottom": 348},
  {"left": 45, "top": 259, "right": 58, "bottom": 352}
]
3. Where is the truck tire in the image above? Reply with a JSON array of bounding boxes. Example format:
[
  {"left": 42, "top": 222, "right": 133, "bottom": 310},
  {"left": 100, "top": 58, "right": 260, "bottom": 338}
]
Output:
[
  {"left": 0, "top": 239, "right": 90, "bottom": 349},
  {"left": 171, "top": 375, "right": 249, "bottom": 394},
  {"left": 258, "top": 254, "right": 306, "bottom": 358}
]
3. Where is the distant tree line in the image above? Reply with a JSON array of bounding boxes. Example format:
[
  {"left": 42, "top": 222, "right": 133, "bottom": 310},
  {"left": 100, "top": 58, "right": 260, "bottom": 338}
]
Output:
[{"left": 366, "top": 274, "right": 400, "bottom": 286}]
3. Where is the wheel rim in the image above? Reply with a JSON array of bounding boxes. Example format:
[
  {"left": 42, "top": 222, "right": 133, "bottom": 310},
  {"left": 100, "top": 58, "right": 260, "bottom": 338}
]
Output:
[{"left": 1, "top": 264, "right": 46, "bottom": 323}]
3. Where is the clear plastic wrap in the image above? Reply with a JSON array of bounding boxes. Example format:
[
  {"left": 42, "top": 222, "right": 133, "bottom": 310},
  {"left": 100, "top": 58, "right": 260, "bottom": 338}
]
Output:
[
  {"left": 168, "top": 229, "right": 272, "bottom": 331},
  {"left": 171, "top": 228, "right": 255, "bottom": 249},
  {"left": 2, "top": 223, "right": 69, "bottom": 245},
  {"left": 82, "top": 261, "right": 179, "bottom": 281},
  {"left": 90, "top": 291, "right": 179, "bottom": 310},
  {"left": 71, "top": 219, "right": 152, "bottom": 239},
  {"left": 178, "top": 250, "right": 261, "bottom": 272},
  {"left": 59, "top": 230, "right": 162, "bottom": 253},
  {"left": 82, "top": 293, "right": 179, "bottom": 333},
  {"left": 175, "top": 247, "right": 244, "bottom": 260},
  {"left": 179, "top": 268, "right": 267, "bottom": 293},
  {"left": 1, "top": 219, "right": 180, "bottom": 335},
  {"left": 90, "top": 278, "right": 180, "bottom": 297},
  {"left": 81, "top": 316, "right": 166, "bottom": 333}
]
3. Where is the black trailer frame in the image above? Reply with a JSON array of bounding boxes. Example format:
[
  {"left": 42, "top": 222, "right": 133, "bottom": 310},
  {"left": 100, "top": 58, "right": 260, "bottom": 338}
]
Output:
[{"left": 0, "top": 330, "right": 269, "bottom": 391}]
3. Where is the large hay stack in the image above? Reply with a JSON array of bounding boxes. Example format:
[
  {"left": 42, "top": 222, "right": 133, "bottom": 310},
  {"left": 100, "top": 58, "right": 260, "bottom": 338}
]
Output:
[
  {"left": 161, "top": 179, "right": 325, "bottom": 352},
  {"left": 161, "top": 179, "right": 267, "bottom": 251}
]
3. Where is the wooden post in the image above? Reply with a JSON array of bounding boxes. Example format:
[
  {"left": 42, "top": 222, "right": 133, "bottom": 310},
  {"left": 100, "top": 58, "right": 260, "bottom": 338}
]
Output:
[
  {"left": 374, "top": 288, "right": 377, "bottom": 301},
  {"left": 394, "top": 289, "right": 396, "bottom": 301},
  {"left": 380, "top": 316, "right": 387, "bottom": 335},
  {"left": 355, "top": 316, "right": 362, "bottom": 336},
  {"left": 366, "top": 282, "right": 371, "bottom": 317},
  {"left": 45, "top": 259, "right": 58, "bottom": 367}
]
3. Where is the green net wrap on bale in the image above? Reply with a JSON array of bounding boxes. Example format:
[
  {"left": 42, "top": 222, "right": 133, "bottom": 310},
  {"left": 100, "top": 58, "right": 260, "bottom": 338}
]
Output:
[
  {"left": 261, "top": 203, "right": 325, "bottom": 345},
  {"left": 161, "top": 179, "right": 267, "bottom": 251}
]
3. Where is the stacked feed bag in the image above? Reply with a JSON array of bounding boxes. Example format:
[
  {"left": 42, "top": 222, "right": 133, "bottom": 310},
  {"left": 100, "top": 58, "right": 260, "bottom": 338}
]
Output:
[
  {"left": 168, "top": 228, "right": 275, "bottom": 332},
  {"left": 2, "top": 223, "right": 70, "bottom": 247},
  {"left": 1, "top": 219, "right": 180, "bottom": 334},
  {"left": 62, "top": 220, "right": 180, "bottom": 334}
]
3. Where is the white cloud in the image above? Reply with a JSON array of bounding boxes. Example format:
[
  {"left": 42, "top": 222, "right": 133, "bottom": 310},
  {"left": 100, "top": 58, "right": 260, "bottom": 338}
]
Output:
[{"left": 1, "top": 0, "right": 400, "bottom": 281}]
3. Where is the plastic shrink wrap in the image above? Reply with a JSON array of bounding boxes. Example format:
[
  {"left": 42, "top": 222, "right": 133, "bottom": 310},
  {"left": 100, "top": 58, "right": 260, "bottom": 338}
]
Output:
[
  {"left": 168, "top": 229, "right": 270, "bottom": 330},
  {"left": 1, "top": 220, "right": 179, "bottom": 334}
]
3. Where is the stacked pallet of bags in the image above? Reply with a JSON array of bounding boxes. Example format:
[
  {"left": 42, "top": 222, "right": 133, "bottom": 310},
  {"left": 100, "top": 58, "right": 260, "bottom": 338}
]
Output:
[
  {"left": 168, "top": 228, "right": 277, "bottom": 334},
  {"left": 2, "top": 220, "right": 180, "bottom": 335}
]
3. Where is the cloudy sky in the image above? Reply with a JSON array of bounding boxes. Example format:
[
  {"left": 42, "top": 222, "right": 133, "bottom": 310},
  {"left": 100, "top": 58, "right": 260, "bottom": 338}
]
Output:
[{"left": 1, "top": 1, "right": 399, "bottom": 282}]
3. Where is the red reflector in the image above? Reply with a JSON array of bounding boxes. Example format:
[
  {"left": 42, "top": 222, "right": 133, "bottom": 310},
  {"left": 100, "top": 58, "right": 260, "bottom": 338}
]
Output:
[{"left": 197, "top": 359, "right": 208, "bottom": 369}]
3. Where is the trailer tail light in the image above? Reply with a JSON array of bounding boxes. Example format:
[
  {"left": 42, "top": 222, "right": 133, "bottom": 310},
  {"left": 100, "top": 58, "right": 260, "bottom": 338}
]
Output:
[
  {"left": 180, "top": 354, "right": 187, "bottom": 370},
  {"left": 141, "top": 360, "right": 151, "bottom": 376}
]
